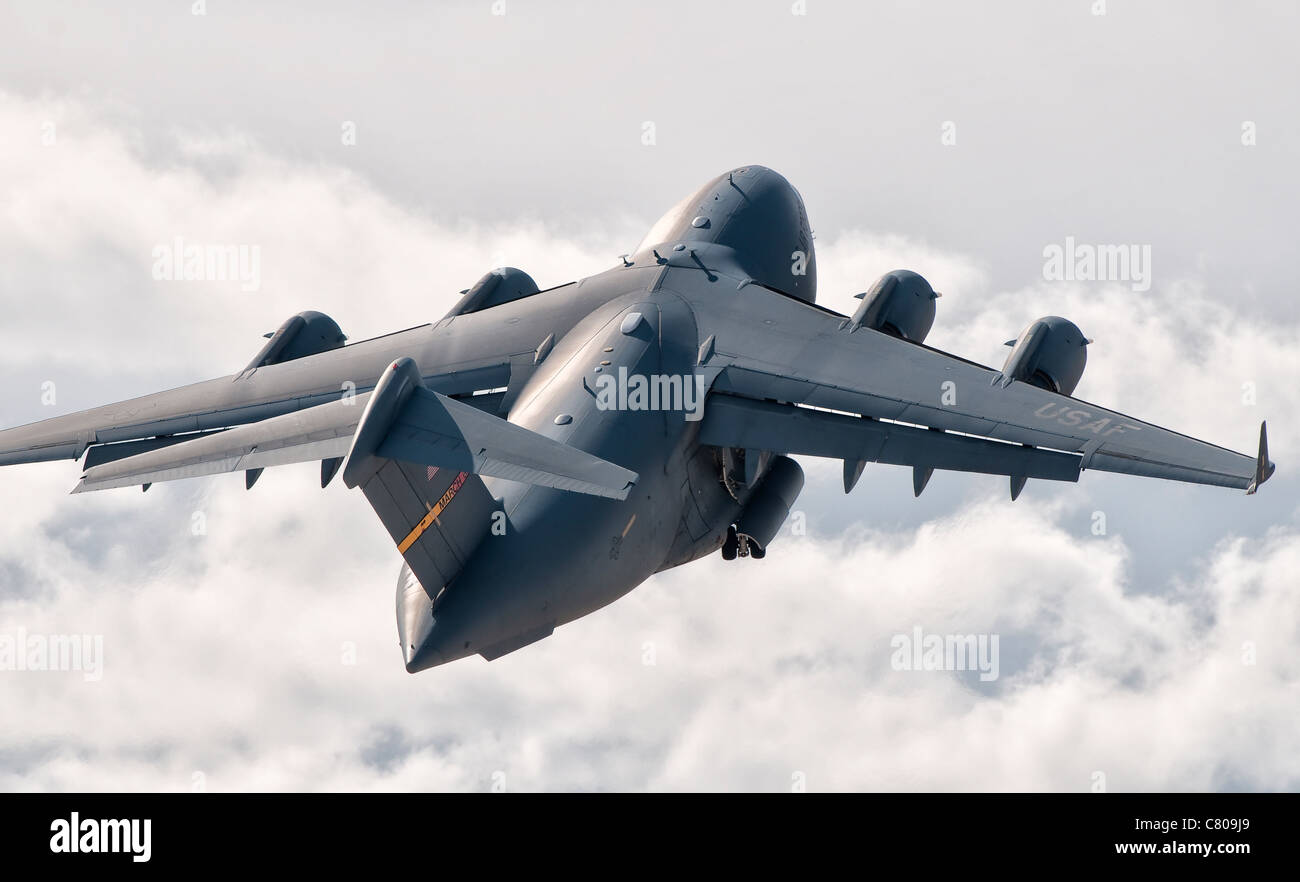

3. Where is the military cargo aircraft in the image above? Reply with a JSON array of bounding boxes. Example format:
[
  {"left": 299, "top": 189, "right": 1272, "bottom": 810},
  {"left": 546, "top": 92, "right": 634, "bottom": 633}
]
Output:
[{"left": 0, "top": 165, "right": 1275, "bottom": 672}]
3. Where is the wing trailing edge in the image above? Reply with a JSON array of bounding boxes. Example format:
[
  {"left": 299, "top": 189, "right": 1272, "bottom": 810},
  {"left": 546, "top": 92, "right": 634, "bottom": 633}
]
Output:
[{"left": 698, "top": 394, "right": 1084, "bottom": 484}]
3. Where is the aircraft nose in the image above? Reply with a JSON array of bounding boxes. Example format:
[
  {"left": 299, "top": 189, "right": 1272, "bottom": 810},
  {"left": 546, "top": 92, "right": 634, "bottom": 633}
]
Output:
[{"left": 634, "top": 165, "right": 816, "bottom": 303}]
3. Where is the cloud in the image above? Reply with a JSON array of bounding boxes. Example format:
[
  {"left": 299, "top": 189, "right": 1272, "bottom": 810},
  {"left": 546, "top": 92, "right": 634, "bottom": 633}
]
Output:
[
  {"left": 0, "top": 91, "right": 638, "bottom": 384},
  {"left": 1, "top": 92, "right": 1298, "bottom": 792}
]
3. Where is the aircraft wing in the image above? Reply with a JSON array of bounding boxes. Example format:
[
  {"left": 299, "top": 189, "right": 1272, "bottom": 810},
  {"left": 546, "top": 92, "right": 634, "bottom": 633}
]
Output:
[
  {"left": 695, "top": 294, "right": 1274, "bottom": 494},
  {"left": 0, "top": 290, "right": 589, "bottom": 471}
]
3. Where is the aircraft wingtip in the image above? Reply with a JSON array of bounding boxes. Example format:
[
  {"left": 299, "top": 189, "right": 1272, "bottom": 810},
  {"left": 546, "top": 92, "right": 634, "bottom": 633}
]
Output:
[{"left": 1246, "top": 420, "right": 1275, "bottom": 495}]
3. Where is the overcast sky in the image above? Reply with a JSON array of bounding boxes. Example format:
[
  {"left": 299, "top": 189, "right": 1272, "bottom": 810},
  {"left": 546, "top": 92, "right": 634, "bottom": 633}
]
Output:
[{"left": 0, "top": 1, "right": 1297, "bottom": 791}]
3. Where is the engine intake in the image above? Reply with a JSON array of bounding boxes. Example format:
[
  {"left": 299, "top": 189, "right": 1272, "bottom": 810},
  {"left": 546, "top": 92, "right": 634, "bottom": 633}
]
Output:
[
  {"left": 996, "top": 315, "right": 1089, "bottom": 395},
  {"left": 844, "top": 270, "right": 939, "bottom": 343}
]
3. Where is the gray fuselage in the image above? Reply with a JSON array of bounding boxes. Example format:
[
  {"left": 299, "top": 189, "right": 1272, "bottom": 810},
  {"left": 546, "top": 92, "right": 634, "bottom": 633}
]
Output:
[{"left": 404, "top": 166, "right": 816, "bottom": 668}]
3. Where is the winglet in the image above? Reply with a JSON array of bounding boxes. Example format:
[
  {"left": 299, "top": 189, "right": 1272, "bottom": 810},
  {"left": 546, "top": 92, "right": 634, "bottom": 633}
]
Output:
[{"left": 1245, "top": 421, "right": 1276, "bottom": 495}]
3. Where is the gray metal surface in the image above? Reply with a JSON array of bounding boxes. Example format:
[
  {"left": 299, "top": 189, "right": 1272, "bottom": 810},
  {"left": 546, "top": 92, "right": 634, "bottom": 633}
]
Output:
[
  {"left": 0, "top": 164, "right": 1276, "bottom": 672},
  {"left": 699, "top": 394, "right": 1083, "bottom": 483}
]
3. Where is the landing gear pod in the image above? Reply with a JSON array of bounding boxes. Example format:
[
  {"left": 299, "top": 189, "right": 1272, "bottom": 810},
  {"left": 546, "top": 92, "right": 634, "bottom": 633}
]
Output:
[
  {"left": 732, "top": 455, "right": 805, "bottom": 558},
  {"left": 996, "top": 316, "right": 1090, "bottom": 395},
  {"left": 844, "top": 270, "right": 939, "bottom": 342},
  {"left": 246, "top": 310, "right": 346, "bottom": 371}
]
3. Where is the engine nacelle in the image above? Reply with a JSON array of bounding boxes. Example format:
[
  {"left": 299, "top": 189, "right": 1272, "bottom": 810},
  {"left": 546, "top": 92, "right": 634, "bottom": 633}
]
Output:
[
  {"left": 246, "top": 310, "right": 346, "bottom": 371},
  {"left": 997, "top": 315, "right": 1089, "bottom": 395},
  {"left": 445, "top": 267, "right": 540, "bottom": 318},
  {"left": 846, "top": 270, "right": 939, "bottom": 343}
]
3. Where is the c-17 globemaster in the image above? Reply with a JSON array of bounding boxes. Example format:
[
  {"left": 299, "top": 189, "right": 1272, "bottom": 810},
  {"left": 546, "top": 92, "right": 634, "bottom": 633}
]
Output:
[{"left": 0, "top": 166, "right": 1275, "bottom": 672}]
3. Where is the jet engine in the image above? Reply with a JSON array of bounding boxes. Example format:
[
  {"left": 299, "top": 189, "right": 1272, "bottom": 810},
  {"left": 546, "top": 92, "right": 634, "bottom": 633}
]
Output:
[
  {"left": 845, "top": 269, "right": 939, "bottom": 343},
  {"left": 446, "top": 267, "right": 540, "bottom": 318},
  {"left": 246, "top": 310, "right": 346, "bottom": 371},
  {"left": 996, "top": 315, "right": 1089, "bottom": 395}
]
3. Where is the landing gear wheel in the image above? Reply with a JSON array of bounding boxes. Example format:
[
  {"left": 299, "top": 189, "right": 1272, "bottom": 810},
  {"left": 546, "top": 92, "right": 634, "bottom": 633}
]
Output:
[
  {"left": 750, "top": 542, "right": 766, "bottom": 559},
  {"left": 721, "top": 525, "right": 738, "bottom": 560}
]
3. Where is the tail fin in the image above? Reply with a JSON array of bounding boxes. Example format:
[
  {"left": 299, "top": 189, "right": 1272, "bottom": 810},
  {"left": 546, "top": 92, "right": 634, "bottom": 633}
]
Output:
[{"left": 359, "top": 459, "right": 497, "bottom": 602}]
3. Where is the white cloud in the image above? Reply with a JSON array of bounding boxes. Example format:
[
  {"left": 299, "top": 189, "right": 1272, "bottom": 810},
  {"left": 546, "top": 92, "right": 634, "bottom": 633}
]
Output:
[
  {"left": 0, "top": 92, "right": 637, "bottom": 381},
  {"left": 1, "top": 93, "right": 1297, "bottom": 792}
]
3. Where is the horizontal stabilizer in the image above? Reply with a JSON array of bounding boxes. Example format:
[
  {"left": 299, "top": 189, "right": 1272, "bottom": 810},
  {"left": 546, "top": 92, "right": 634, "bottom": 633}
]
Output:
[
  {"left": 74, "top": 357, "right": 639, "bottom": 501},
  {"left": 382, "top": 389, "right": 635, "bottom": 498},
  {"left": 344, "top": 359, "right": 637, "bottom": 500}
]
